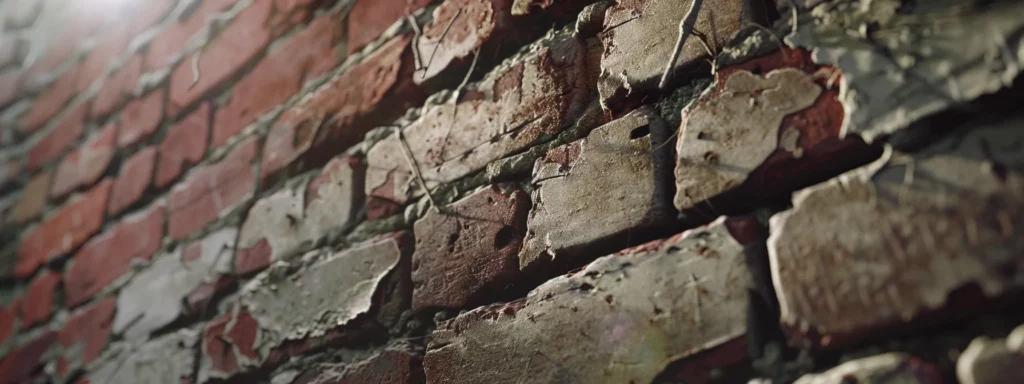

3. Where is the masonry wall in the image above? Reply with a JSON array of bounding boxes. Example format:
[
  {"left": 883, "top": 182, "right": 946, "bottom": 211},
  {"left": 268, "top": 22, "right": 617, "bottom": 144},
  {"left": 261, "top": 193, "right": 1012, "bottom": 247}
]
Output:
[{"left": 0, "top": 0, "right": 1022, "bottom": 383}]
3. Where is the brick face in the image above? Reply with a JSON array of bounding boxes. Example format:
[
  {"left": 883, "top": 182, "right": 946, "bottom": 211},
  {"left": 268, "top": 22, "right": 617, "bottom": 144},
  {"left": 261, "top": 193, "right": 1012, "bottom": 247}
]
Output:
[
  {"left": 17, "top": 179, "right": 112, "bottom": 279},
  {"left": 50, "top": 123, "right": 117, "bottom": 200},
  {"left": 64, "top": 202, "right": 165, "bottom": 307},
  {"left": 108, "top": 147, "right": 157, "bottom": 216},
  {"left": 156, "top": 103, "right": 210, "bottom": 188},
  {"left": 27, "top": 103, "right": 87, "bottom": 171},
  {"left": 261, "top": 35, "right": 415, "bottom": 181},
  {"left": 168, "top": 136, "right": 259, "bottom": 240},
  {"left": 167, "top": 0, "right": 274, "bottom": 115},
  {"left": 4, "top": 2, "right": 1024, "bottom": 384},
  {"left": 212, "top": 12, "right": 341, "bottom": 149}
]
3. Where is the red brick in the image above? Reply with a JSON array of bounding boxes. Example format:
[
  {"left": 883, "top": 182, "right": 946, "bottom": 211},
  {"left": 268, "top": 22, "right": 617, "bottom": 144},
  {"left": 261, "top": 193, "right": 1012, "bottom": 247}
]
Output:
[
  {"left": 50, "top": 123, "right": 118, "bottom": 200},
  {"left": 108, "top": 147, "right": 157, "bottom": 215},
  {"left": 118, "top": 90, "right": 164, "bottom": 148},
  {"left": 168, "top": 137, "right": 259, "bottom": 240},
  {"left": 411, "top": 185, "right": 529, "bottom": 311},
  {"left": 414, "top": 0, "right": 514, "bottom": 83},
  {"left": 347, "top": 0, "right": 431, "bottom": 55},
  {"left": 156, "top": 103, "right": 210, "bottom": 188},
  {"left": 91, "top": 55, "right": 143, "bottom": 118},
  {"left": 16, "top": 179, "right": 112, "bottom": 279},
  {"left": 76, "top": 23, "right": 131, "bottom": 93},
  {"left": 0, "top": 71, "right": 19, "bottom": 107},
  {"left": 27, "top": 103, "right": 87, "bottom": 171},
  {"left": 20, "top": 271, "right": 61, "bottom": 326},
  {"left": 57, "top": 298, "right": 116, "bottom": 377},
  {"left": 293, "top": 350, "right": 422, "bottom": 384},
  {"left": 168, "top": 0, "right": 273, "bottom": 114},
  {"left": 0, "top": 302, "right": 16, "bottom": 345},
  {"left": 64, "top": 202, "right": 164, "bottom": 307},
  {"left": 212, "top": 13, "right": 341, "bottom": 149},
  {"left": 262, "top": 35, "right": 414, "bottom": 181},
  {"left": 202, "top": 310, "right": 260, "bottom": 380},
  {"left": 21, "top": 66, "right": 80, "bottom": 133},
  {"left": 147, "top": 0, "right": 239, "bottom": 71},
  {"left": 13, "top": 169, "right": 52, "bottom": 224},
  {"left": 0, "top": 331, "right": 56, "bottom": 383}
]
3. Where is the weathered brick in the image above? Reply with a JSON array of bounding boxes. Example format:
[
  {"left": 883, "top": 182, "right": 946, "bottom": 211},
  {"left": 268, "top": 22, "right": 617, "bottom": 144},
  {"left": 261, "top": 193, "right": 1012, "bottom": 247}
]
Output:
[
  {"left": 411, "top": 185, "right": 529, "bottom": 311},
  {"left": 168, "top": 136, "right": 259, "bottom": 240},
  {"left": 117, "top": 90, "right": 164, "bottom": 148},
  {"left": 156, "top": 102, "right": 210, "bottom": 188},
  {"left": 20, "top": 270, "right": 61, "bottom": 326},
  {"left": 347, "top": 0, "right": 430, "bottom": 55},
  {"left": 212, "top": 12, "right": 341, "bottom": 149},
  {"left": 168, "top": 0, "right": 273, "bottom": 114},
  {"left": 91, "top": 55, "right": 143, "bottom": 118},
  {"left": 205, "top": 234, "right": 412, "bottom": 380},
  {"left": 787, "top": 0, "right": 1024, "bottom": 142},
  {"left": 768, "top": 114, "right": 1024, "bottom": 348},
  {"left": 200, "top": 310, "right": 261, "bottom": 382},
  {"left": 236, "top": 154, "right": 364, "bottom": 275},
  {"left": 413, "top": 0, "right": 518, "bottom": 84},
  {"left": 597, "top": 0, "right": 758, "bottom": 111},
  {"left": 957, "top": 333, "right": 1024, "bottom": 384},
  {"left": 518, "top": 107, "right": 673, "bottom": 272},
  {"left": 114, "top": 227, "right": 235, "bottom": 339},
  {"left": 13, "top": 169, "right": 52, "bottom": 224},
  {"left": 27, "top": 103, "right": 86, "bottom": 171},
  {"left": 674, "top": 47, "right": 878, "bottom": 216},
  {"left": 56, "top": 298, "right": 116, "bottom": 377},
  {"left": 85, "top": 328, "right": 198, "bottom": 384},
  {"left": 0, "top": 331, "right": 56, "bottom": 383},
  {"left": 262, "top": 35, "right": 417, "bottom": 182},
  {"left": 50, "top": 123, "right": 117, "bottom": 200},
  {"left": 64, "top": 202, "right": 164, "bottom": 307},
  {"left": 241, "top": 233, "right": 411, "bottom": 340},
  {"left": 21, "top": 66, "right": 80, "bottom": 133},
  {"left": 366, "top": 30, "right": 593, "bottom": 213},
  {"left": 511, "top": 0, "right": 591, "bottom": 15},
  {"left": 289, "top": 349, "right": 423, "bottom": 384},
  {"left": 794, "top": 353, "right": 942, "bottom": 384},
  {"left": 17, "top": 179, "right": 112, "bottom": 278},
  {"left": 108, "top": 147, "right": 156, "bottom": 216},
  {"left": 424, "top": 217, "right": 755, "bottom": 383},
  {"left": 146, "top": 0, "right": 239, "bottom": 71}
]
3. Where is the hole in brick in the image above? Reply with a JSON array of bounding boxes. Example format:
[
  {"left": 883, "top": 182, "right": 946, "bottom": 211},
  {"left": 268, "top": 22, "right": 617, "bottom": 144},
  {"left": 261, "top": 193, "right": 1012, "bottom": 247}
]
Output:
[
  {"left": 629, "top": 125, "right": 650, "bottom": 140},
  {"left": 494, "top": 226, "right": 516, "bottom": 249}
]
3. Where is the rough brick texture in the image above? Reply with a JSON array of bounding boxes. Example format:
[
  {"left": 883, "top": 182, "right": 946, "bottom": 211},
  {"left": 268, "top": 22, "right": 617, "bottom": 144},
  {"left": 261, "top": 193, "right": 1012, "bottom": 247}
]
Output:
[{"left": 3, "top": 1, "right": 1024, "bottom": 383}]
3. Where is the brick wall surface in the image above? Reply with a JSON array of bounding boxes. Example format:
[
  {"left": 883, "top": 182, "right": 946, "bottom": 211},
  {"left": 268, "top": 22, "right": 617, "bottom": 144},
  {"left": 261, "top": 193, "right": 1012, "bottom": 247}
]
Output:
[{"left": 0, "top": 0, "right": 1023, "bottom": 383}]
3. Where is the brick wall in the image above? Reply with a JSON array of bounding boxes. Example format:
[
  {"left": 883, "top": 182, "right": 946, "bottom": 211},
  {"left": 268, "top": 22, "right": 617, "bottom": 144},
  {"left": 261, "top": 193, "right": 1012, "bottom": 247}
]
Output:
[{"left": 0, "top": 0, "right": 1023, "bottom": 383}]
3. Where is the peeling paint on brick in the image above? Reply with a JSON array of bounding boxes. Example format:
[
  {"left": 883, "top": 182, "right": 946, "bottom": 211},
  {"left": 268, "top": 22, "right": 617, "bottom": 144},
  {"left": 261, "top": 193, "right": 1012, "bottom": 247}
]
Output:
[
  {"left": 785, "top": 0, "right": 1024, "bottom": 142},
  {"left": 88, "top": 328, "right": 198, "bottom": 384},
  {"left": 769, "top": 113, "right": 1024, "bottom": 348},
  {"left": 518, "top": 107, "right": 672, "bottom": 271},
  {"left": 425, "top": 217, "right": 753, "bottom": 383},
  {"left": 113, "top": 227, "right": 236, "bottom": 340},
  {"left": 674, "top": 68, "right": 821, "bottom": 210},
  {"left": 367, "top": 29, "right": 592, "bottom": 211},
  {"left": 240, "top": 233, "right": 410, "bottom": 346}
]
